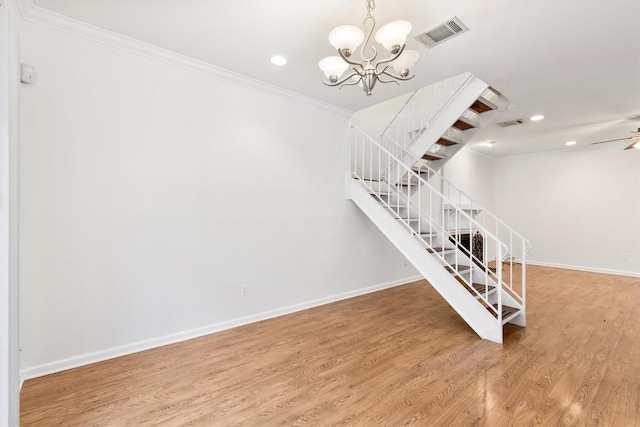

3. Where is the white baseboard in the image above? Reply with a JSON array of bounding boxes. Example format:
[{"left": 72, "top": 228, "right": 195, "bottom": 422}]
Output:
[
  {"left": 527, "top": 260, "right": 640, "bottom": 278},
  {"left": 20, "top": 274, "right": 423, "bottom": 382}
]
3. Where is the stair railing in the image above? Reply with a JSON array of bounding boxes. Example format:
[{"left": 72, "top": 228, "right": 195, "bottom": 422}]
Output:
[
  {"left": 351, "top": 126, "right": 508, "bottom": 322},
  {"left": 374, "top": 131, "right": 530, "bottom": 311}
]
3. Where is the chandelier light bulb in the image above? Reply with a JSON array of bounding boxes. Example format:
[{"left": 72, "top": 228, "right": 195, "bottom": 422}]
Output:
[
  {"left": 391, "top": 49, "right": 420, "bottom": 77},
  {"left": 319, "top": 56, "right": 349, "bottom": 82},
  {"left": 329, "top": 25, "right": 365, "bottom": 57},
  {"left": 375, "top": 21, "right": 412, "bottom": 53}
]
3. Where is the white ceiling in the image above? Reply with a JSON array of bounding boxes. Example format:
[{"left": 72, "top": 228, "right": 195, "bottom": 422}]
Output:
[{"left": 30, "top": 0, "right": 640, "bottom": 156}]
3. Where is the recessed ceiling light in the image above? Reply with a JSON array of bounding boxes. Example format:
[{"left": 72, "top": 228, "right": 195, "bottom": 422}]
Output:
[
  {"left": 566, "top": 141, "right": 577, "bottom": 146},
  {"left": 483, "top": 141, "right": 496, "bottom": 147},
  {"left": 270, "top": 55, "right": 287, "bottom": 66},
  {"left": 530, "top": 115, "right": 544, "bottom": 121}
]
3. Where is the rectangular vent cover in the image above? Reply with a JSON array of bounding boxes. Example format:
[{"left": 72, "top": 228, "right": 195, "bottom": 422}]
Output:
[
  {"left": 415, "top": 16, "right": 469, "bottom": 48},
  {"left": 497, "top": 119, "right": 525, "bottom": 128}
]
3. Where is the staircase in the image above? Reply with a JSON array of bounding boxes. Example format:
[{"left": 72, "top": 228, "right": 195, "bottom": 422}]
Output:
[{"left": 348, "top": 73, "right": 530, "bottom": 344}]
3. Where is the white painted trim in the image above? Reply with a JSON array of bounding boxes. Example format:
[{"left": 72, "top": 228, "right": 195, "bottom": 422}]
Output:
[
  {"left": 527, "top": 260, "right": 640, "bottom": 278},
  {"left": 14, "top": 0, "right": 352, "bottom": 119},
  {"left": 20, "top": 274, "right": 423, "bottom": 381},
  {"left": 0, "top": 6, "right": 20, "bottom": 424}
]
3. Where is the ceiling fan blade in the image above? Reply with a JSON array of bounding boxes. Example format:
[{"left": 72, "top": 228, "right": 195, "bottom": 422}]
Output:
[
  {"left": 591, "top": 136, "right": 632, "bottom": 145},
  {"left": 623, "top": 138, "right": 640, "bottom": 150}
]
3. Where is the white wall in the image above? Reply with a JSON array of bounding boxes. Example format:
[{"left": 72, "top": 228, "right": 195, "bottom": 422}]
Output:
[
  {"left": 491, "top": 144, "right": 640, "bottom": 275},
  {"left": 442, "top": 148, "right": 497, "bottom": 212},
  {"left": 18, "top": 19, "right": 417, "bottom": 378},
  {"left": 443, "top": 144, "right": 640, "bottom": 276}
]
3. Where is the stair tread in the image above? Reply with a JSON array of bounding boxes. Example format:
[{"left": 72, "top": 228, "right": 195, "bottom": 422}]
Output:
[
  {"left": 452, "top": 116, "right": 478, "bottom": 131},
  {"left": 427, "top": 247, "right": 455, "bottom": 253},
  {"left": 396, "top": 217, "right": 427, "bottom": 223},
  {"left": 436, "top": 134, "right": 462, "bottom": 146},
  {"left": 399, "top": 175, "right": 421, "bottom": 183},
  {"left": 445, "top": 264, "right": 472, "bottom": 274},
  {"left": 422, "top": 152, "right": 447, "bottom": 161},
  {"left": 450, "top": 277, "right": 497, "bottom": 304},
  {"left": 411, "top": 166, "right": 431, "bottom": 174},
  {"left": 487, "top": 304, "right": 520, "bottom": 320},
  {"left": 469, "top": 96, "right": 497, "bottom": 114},
  {"left": 470, "top": 282, "right": 496, "bottom": 294}
]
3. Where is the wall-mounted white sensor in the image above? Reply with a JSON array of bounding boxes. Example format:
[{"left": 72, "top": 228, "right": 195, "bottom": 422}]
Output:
[{"left": 20, "top": 64, "right": 35, "bottom": 84}]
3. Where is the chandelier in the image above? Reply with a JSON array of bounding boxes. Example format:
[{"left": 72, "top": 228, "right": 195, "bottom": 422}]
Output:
[{"left": 318, "top": 0, "right": 420, "bottom": 96}]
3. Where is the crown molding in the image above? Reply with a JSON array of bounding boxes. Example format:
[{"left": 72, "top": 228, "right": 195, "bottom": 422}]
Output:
[{"left": 14, "top": 0, "right": 352, "bottom": 119}]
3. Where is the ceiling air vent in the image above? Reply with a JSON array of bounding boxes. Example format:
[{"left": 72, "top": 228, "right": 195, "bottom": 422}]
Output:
[
  {"left": 415, "top": 17, "right": 469, "bottom": 48},
  {"left": 497, "top": 119, "right": 525, "bottom": 128}
]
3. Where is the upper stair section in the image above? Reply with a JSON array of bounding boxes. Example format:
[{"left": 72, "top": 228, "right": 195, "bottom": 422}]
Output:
[{"left": 378, "top": 72, "right": 510, "bottom": 175}]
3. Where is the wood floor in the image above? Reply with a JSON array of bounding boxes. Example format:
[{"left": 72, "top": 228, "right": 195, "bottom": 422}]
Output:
[{"left": 21, "top": 266, "right": 640, "bottom": 426}]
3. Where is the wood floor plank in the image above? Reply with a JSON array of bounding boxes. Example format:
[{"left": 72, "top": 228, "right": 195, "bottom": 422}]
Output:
[{"left": 20, "top": 266, "right": 640, "bottom": 426}]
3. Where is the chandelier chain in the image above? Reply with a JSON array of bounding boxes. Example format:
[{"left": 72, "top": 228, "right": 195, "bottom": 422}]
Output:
[
  {"left": 366, "top": 0, "right": 375, "bottom": 17},
  {"left": 361, "top": 2, "right": 377, "bottom": 63}
]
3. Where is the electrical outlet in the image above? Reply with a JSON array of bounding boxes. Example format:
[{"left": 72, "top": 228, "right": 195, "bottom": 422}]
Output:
[
  {"left": 621, "top": 253, "right": 627, "bottom": 261},
  {"left": 241, "top": 284, "right": 248, "bottom": 297}
]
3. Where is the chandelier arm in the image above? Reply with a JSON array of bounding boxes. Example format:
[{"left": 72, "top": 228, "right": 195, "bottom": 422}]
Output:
[
  {"left": 376, "top": 65, "right": 390, "bottom": 75},
  {"left": 323, "top": 71, "right": 362, "bottom": 87},
  {"left": 373, "top": 44, "right": 406, "bottom": 72},
  {"left": 338, "top": 79, "right": 363, "bottom": 90},
  {"left": 337, "top": 49, "right": 365, "bottom": 69},
  {"left": 360, "top": 14, "right": 378, "bottom": 63},
  {"left": 375, "top": 75, "right": 401, "bottom": 85},
  {"left": 378, "top": 69, "right": 415, "bottom": 81}
]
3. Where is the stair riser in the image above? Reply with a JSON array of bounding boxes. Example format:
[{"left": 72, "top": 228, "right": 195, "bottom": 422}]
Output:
[
  {"left": 389, "top": 207, "right": 420, "bottom": 219},
  {"left": 407, "top": 222, "right": 437, "bottom": 234},
  {"left": 377, "top": 194, "right": 406, "bottom": 205}
]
